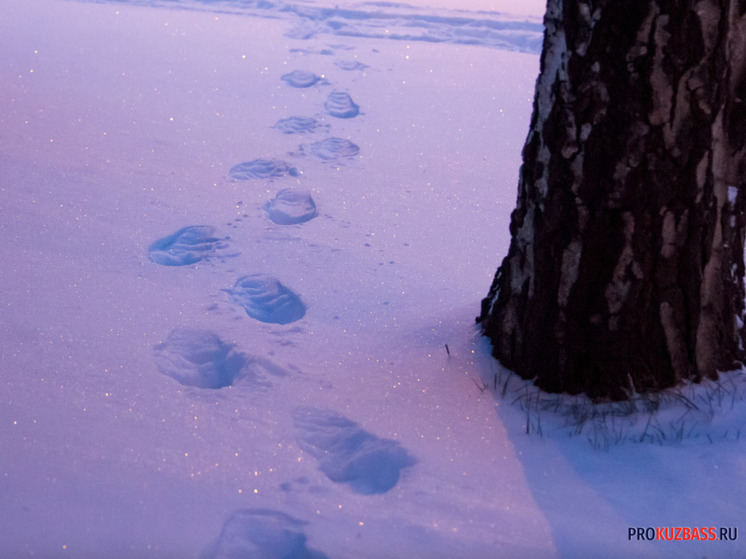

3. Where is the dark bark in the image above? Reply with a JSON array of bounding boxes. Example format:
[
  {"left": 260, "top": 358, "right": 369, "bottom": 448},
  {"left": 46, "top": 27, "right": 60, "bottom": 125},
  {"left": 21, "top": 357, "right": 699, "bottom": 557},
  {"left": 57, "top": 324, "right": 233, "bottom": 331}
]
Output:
[{"left": 479, "top": 0, "right": 746, "bottom": 400}]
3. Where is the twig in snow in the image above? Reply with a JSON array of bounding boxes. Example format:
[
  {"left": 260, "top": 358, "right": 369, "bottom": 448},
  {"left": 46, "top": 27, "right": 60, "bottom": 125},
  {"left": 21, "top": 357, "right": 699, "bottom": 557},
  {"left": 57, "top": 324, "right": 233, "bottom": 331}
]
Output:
[{"left": 471, "top": 377, "right": 488, "bottom": 393}]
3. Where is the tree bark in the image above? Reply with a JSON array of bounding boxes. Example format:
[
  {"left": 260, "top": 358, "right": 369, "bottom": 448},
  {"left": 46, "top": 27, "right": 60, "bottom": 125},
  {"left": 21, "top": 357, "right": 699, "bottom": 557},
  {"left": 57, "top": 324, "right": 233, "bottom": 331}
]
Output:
[{"left": 478, "top": 0, "right": 746, "bottom": 399}]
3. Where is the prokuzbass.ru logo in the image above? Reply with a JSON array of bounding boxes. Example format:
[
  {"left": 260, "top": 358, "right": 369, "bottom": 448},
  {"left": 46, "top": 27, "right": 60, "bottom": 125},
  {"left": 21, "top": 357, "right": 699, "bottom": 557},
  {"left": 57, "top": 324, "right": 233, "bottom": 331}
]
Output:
[{"left": 628, "top": 526, "right": 738, "bottom": 541}]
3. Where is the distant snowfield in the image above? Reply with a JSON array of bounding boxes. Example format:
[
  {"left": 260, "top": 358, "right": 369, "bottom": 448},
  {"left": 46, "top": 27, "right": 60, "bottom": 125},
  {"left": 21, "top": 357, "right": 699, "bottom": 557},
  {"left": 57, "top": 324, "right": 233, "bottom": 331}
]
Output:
[
  {"left": 1, "top": 1, "right": 744, "bottom": 558},
  {"left": 71, "top": 0, "right": 546, "bottom": 52}
]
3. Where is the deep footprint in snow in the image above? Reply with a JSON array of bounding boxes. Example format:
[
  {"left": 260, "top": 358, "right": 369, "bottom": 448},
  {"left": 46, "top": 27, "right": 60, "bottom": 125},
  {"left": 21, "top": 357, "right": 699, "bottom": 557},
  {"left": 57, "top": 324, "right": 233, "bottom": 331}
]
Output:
[
  {"left": 148, "top": 226, "right": 233, "bottom": 266},
  {"left": 153, "top": 328, "right": 247, "bottom": 389},
  {"left": 309, "top": 137, "right": 360, "bottom": 161},
  {"left": 274, "top": 116, "right": 328, "bottom": 135},
  {"left": 292, "top": 407, "right": 416, "bottom": 495},
  {"left": 324, "top": 91, "right": 360, "bottom": 118},
  {"left": 154, "top": 328, "right": 289, "bottom": 389},
  {"left": 281, "top": 69, "right": 324, "bottom": 88},
  {"left": 200, "top": 508, "right": 328, "bottom": 559},
  {"left": 229, "top": 159, "right": 299, "bottom": 180},
  {"left": 265, "top": 189, "right": 318, "bottom": 225},
  {"left": 223, "top": 274, "right": 306, "bottom": 324}
]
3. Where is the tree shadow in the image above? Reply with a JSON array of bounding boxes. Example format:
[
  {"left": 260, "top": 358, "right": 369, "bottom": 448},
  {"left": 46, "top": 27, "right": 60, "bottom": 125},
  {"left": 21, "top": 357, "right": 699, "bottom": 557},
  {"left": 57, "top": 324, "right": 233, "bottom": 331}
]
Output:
[{"left": 480, "top": 340, "right": 746, "bottom": 558}]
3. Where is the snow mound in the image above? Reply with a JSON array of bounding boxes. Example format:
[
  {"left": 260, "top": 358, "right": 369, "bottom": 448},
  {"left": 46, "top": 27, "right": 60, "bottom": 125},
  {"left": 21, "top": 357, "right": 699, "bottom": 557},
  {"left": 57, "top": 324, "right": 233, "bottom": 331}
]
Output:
[
  {"left": 223, "top": 274, "right": 306, "bottom": 324},
  {"left": 309, "top": 137, "right": 360, "bottom": 161},
  {"left": 281, "top": 69, "right": 323, "bottom": 88},
  {"left": 265, "top": 189, "right": 318, "bottom": 225},
  {"left": 229, "top": 159, "right": 299, "bottom": 180},
  {"left": 274, "top": 116, "right": 327, "bottom": 135},
  {"left": 292, "top": 407, "right": 416, "bottom": 495},
  {"left": 493, "top": 363, "right": 746, "bottom": 448},
  {"left": 148, "top": 226, "right": 233, "bottom": 266},
  {"left": 153, "top": 328, "right": 247, "bottom": 389},
  {"left": 324, "top": 91, "right": 359, "bottom": 119},
  {"left": 200, "top": 508, "right": 328, "bottom": 559}
]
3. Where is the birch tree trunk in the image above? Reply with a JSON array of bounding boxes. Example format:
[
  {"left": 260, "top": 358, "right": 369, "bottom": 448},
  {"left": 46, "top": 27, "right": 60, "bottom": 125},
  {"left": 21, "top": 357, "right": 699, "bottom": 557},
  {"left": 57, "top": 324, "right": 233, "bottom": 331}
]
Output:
[{"left": 478, "top": 0, "right": 746, "bottom": 399}]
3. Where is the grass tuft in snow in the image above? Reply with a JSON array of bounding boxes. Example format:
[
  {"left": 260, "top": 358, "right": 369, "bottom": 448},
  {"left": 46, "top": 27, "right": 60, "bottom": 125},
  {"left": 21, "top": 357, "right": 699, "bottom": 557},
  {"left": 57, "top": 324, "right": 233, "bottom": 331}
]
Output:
[{"left": 487, "top": 363, "right": 746, "bottom": 450}]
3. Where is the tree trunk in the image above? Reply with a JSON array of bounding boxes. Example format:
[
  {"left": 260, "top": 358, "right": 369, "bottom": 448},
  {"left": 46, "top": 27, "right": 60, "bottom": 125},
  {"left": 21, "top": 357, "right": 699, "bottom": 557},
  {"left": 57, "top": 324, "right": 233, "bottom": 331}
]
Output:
[{"left": 478, "top": 0, "right": 746, "bottom": 400}]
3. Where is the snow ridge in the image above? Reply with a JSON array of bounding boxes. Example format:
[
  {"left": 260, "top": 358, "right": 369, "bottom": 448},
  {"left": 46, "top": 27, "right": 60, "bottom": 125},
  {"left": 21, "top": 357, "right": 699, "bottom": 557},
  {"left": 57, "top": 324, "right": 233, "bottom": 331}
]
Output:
[{"left": 82, "top": 0, "right": 544, "bottom": 53}]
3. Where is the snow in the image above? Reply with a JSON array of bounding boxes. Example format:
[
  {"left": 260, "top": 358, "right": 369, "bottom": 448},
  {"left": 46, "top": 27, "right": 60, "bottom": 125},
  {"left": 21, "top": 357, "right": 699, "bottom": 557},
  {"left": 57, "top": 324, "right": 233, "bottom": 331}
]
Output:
[
  {"left": 1, "top": 0, "right": 745, "bottom": 558},
  {"left": 729, "top": 185, "right": 739, "bottom": 205}
]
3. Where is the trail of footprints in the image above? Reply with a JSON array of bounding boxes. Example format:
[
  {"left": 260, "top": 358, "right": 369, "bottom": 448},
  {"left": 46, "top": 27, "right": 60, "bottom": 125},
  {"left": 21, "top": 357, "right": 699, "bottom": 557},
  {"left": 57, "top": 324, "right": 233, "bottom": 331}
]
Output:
[{"left": 148, "top": 52, "right": 414, "bottom": 555}]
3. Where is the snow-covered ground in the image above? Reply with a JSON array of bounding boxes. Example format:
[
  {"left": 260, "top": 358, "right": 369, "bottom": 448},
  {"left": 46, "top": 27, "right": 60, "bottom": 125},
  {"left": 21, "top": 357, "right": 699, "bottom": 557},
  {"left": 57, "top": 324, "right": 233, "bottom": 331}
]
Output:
[{"left": 1, "top": 0, "right": 744, "bottom": 557}]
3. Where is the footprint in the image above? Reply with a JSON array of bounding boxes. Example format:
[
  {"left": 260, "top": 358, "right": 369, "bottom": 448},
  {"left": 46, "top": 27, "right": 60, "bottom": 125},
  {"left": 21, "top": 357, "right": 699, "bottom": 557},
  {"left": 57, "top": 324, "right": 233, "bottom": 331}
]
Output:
[
  {"left": 223, "top": 274, "right": 306, "bottom": 324},
  {"left": 324, "top": 91, "right": 360, "bottom": 119},
  {"left": 148, "top": 226, "right": 234, "bottom": 266},
  {"left": 274, "top": 116, "right": 328, "bottom": 135},
  {"left": 281, "top": 69, "right": 324, "bottom": 88},
  {"left": 230, "top": 159, "right": 299, "bottom": 180},
  {"left": 309, "top": 137, "right": 360, "bottom": 161},
  {"left": 200, "top": 508, "right": 328, "bottom": 559},
  {"left": 288, "top": 47, "right": 334, "bottom": 56},
  {"left": 265, "top": 189, "right": 318, "bottom": 225},
  {"left": 153, "top": 328, "right": 248, "bottom": 389},
  {"left": 279, "top": 475, "right": 326, "bottom": 495},
  {"left": 154, "top": 328, "right": 289, "bottom": 389},
  {"left": 292, "top": 407, "right": 416, "bottom": 495},
  {"left": 335, "top": 60, "right": 368, "bottom": 71}
]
